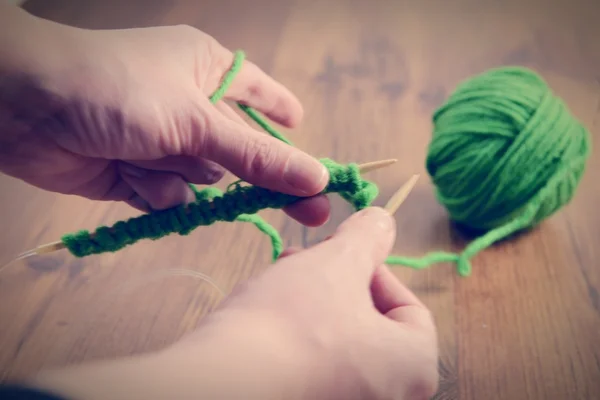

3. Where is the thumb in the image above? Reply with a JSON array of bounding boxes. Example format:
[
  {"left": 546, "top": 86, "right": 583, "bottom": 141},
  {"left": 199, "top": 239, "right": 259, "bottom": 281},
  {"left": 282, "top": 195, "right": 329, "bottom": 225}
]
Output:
[
  {"left": 313, "top": 207, "right": 396, "bottom": 284},
  {"left": 196, "top": 102, "right": 328, "bottom": 197}
]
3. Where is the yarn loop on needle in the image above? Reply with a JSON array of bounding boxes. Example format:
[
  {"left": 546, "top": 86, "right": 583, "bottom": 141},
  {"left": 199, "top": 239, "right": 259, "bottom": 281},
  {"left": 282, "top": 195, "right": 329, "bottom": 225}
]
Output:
[{"left": 59, "top": 50, "right": 591, "bottom": 277}]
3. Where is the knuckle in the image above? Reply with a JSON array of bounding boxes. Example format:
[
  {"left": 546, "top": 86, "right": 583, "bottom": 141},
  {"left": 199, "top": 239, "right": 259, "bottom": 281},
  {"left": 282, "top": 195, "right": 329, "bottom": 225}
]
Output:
[
  {"left": 246, "top": 81, "right": 265, "bottom": 104},
  {"left": 156, "top": 101, "right": 214, "bottom": 157},
  {"left": 409, "top": 342, "right": 440, "bottom": 399},
  {"left": 168, "top": 24, "right": 205, "bottom": 48},
  {"left": 409, "top": 374, "right": 440, "bottom": 400},
  {"left": 244, "top": 63, "right": 286, "bottom": 118},
  {"left": 242, "top": 64, "right": 267, "bottom": 98},
  {"left": 330, "top": 237, "right": 367, "bottom": 264},
  {"left": 187, "top": 109, "right": 214, "bottom": 155},
  {"left": 330, "top": 238, "right": 353, "bottom": 258},
  {"left": 174, "top": 24, "right": 204, "bottom": 40},
  {"left": 242, "top": 139, "right": 281, "bottom": 178}
]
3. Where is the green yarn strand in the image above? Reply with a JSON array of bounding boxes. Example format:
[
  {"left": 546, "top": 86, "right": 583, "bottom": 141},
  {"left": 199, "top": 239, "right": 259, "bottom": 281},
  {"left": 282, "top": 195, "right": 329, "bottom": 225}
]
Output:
[
  {"left": 190, "top": 184, "right": 284, "bottom": 260},
  {"left": 59, "top": 51, "right": 591, "bottom": 278},
  {"left": 236, "top": 213, "right": 284, "bottom": 260},
  {"left": 207, "top": 50, "right": 284, "bottom": 260},
  {"left": 238, "top": 103, "right": 293, "bottom": 145},
  {"left": 60, "top": 50, "right": 378, "bottom": 264},
  {"left": 387, "top": 66, "right": 591, "bottom": 276},
  {"left": 61, "top": 160, "right": 378, "bottom": 259},
  {"left": 209, "top": 50, "right": 244, "bottom": 103},
  {"left": 208, "top": 50, "right": 292, "bottom": 145}
]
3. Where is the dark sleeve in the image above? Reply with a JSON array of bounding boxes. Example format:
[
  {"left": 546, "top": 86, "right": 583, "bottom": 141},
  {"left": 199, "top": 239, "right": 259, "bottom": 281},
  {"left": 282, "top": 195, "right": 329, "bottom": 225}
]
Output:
[{"left": 0, "top": 385, "right": 67, "bottom": 400}]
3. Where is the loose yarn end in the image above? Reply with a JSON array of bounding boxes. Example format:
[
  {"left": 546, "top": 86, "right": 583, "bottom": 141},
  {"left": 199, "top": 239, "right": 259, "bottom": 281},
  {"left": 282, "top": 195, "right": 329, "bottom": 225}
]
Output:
[{"left": 60, "top": 51, "right": 592, "bottom": 277}]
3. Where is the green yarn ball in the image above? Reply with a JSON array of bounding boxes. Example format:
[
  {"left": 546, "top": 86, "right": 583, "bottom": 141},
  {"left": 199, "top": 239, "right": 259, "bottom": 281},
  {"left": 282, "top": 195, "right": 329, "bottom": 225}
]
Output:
[{"left": 425, "top": 67, "right": 591, "bottom": 232}]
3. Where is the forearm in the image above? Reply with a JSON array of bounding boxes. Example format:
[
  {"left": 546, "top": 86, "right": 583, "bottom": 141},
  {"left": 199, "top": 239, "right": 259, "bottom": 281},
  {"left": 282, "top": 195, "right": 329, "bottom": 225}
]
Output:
[
  {"left": 0, "top": 2, "right": 78, "bottom": 77},
  {"left": 0, "top": 4, "right": 82, "bottom": 174},
  {"left": 0, "top": 4, "right": 62, "bottom": 75},
  {"left": 27, "top": 318, "right": 318, "bottom": 400}
]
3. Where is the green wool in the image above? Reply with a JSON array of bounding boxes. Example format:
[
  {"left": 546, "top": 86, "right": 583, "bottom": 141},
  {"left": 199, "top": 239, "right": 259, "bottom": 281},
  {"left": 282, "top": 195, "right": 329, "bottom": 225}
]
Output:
[
  {"left": 62, "top": 155, "right": 379, "bottom": 259},
  {"left": 386, "top": 66, "right": 591, "bottom": 275},
  {"left": 61, "top": 51, "right": 591, "bottom": 277}
]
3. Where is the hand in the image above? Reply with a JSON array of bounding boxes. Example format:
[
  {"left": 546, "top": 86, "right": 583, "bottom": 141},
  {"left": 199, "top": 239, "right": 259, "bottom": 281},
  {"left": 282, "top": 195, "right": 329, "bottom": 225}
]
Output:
[
  {"left": 30, "top": 208, "right": 439, "bottom": 400},
  {"left": 0, "top": 6, "right": 329, "bottom": 226}
]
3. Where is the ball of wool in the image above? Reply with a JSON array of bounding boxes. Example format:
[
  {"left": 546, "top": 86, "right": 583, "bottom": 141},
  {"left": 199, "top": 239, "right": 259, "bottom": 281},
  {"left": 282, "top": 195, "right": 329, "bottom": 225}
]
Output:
[{"left": 425, "top": 67, "right": 591, "bottom": 232}]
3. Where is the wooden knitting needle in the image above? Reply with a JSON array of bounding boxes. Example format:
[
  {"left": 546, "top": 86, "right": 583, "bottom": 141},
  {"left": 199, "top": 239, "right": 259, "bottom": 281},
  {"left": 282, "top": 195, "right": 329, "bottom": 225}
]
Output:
[
  {"left": 384, "top": 174, "right": 420, "bottom": 215},
  {"left": 358, "top": 158, "right": 397, "bottom": 173},
  {"left": 1, "top": 158, "right": 400, "bottom": 266}
]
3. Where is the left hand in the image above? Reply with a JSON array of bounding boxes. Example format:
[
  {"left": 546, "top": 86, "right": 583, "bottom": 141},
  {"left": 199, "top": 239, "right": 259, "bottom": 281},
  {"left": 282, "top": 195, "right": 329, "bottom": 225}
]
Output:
[{"left": 0, "top": 7, "right": 330, "bottom": 226}]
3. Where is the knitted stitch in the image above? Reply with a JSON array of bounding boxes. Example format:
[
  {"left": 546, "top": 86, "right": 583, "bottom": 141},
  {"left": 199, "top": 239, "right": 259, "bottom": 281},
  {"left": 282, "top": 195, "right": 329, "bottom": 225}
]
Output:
[
  {"left": 385, "top": 66, "right": 591, "bottom": 275},
  {"left": 60, "top": 51, "right": 591, "bottom": 277},
  {"left": 61, "top": 157, "right": 378, "bottom": 258}
]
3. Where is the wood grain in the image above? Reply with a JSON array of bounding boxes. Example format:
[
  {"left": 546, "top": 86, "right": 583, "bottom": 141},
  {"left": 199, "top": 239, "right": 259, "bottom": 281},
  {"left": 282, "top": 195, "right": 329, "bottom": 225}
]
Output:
[{"left": 1, "top": 0, "right": 599, "bottom": 398}]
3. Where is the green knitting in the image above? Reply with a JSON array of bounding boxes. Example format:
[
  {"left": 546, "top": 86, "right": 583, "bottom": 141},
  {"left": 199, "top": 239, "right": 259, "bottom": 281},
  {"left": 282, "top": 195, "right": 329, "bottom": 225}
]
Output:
[
  {"left": 61, "top": 50, "right": 592, "bottom": 277},
  {"left": 62, "top": 158, "right": 378, "bottom": 259}
]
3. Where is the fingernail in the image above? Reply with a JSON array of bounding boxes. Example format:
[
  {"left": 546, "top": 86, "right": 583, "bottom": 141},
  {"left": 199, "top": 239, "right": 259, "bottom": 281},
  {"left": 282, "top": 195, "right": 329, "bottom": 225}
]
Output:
[
  {"left": 360, "top": 207, "right": 394, "bottom": 232},
  {"left": 121, "top": 163, "right": 147, "bottom": 179},
  {"left": 283, "top": 154, "right": 328, "bottom": 195},
  {"left": 203, "top": 166, "right": 225, "bottom": 184}
]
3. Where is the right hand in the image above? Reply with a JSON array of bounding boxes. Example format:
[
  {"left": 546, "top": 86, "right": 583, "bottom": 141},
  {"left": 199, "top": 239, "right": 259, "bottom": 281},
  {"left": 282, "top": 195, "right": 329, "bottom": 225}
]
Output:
[
  {"left": 172, "top": 206, "right": 440, "bottom": 399},
  {"left": 30, "top": 207, "right": 439, "bottom": 400}
]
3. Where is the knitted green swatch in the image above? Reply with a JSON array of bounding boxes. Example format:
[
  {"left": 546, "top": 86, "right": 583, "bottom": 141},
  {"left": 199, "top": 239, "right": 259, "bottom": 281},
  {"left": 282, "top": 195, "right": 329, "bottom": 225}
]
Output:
[
  {"left": 61, "top": 51, "right": 591, "bottom": 277},
  {"left": 62, "top": 155, "right": 378, "bottom": 259}
]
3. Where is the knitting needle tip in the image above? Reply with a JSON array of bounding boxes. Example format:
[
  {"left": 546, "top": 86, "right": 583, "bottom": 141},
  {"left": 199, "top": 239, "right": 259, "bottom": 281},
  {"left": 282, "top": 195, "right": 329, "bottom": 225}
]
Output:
[
  {"left": 384, "top": 174, "right": 420, "bottom": 215},
  {"left": 358, "top": 158, "right": 398, "bottom": 173},
  {"left": 0, "top": 241, "right": 66, "bottom": 276},
  {"left": 1, "top": 158, "right": 400, "bottom": 268},
  {"left": 36, "top": 241, "right": 66, "bottom": 255}
]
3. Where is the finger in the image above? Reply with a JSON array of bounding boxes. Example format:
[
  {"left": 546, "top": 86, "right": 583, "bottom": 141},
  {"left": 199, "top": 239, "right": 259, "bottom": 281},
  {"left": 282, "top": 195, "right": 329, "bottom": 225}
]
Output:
[
  {"left": 200, "top": 104, "right": 328, "bottom": 196},
  {"left": 304, "top": 207, "right": 396, "bottom": 284},
  {"left": 99, "top": 177, "right": 151, "bottom": 212},
  {"left": 208, "top": 101, "right": 328, "bottom": 200},
  {"left": 127, "top": 194, "right": 152, "bottom": 213},
  {"left": 101, "top": 178, "right": 136, "bottom": 202},
  {"left": 211, "top": 49, "right": 303, "bottom": 127},
  {"left": 386, "top": 305, "right": 436, "bottom": 333},
  {"left": 214, "top": 100, "right": 248, "bottom": 126},
  {"left": 371, "top": 266, "right": 435, "bottom": 331},
  {"left": 119, "top": 162, "right": 196, "bottom": 210},
  {"left": 216, "top": 100, "right": 320, "bottom": 209},
  {"left": 128, "top": 156, "right": 225, "bottom": 185},
  {"left": 370, "top": 265, "right": 426, "bottom": 313},
  {"left": 283, "top": 195, "right": 331, "bottom": 227},
  {"left": 81, "top": 166, "right": 152, "bottom": 212},
  {"left": 278, "top": 247, "right": 302, "bottom": 259}
]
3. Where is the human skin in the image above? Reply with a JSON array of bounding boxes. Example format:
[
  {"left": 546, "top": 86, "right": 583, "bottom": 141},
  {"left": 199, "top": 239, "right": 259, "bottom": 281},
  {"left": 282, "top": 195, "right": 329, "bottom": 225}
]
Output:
[
  {"left": 0, "top": 3, "right": 330, "bottom": 226},
  {"left": 29, "top": 207, "right": 439, "bottom": 400},
  {"left": 0, "top": 4, "right": 439, "bottom": 399}
]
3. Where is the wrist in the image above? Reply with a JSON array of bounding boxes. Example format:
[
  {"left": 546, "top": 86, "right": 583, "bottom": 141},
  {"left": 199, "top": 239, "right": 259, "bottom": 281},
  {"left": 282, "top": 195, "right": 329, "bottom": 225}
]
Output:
[
  {"left": 28, "top": 352, "right": 168, "bottom": 400},
  {"left": 0, "top": 5, "right": 84, "bottom": 78},
  {"left": 28, "top": 316, "right": 321, "bottom": 400},
  {"left": 160, "top": 311, "right": 323, "bottom": 400},
  {"left": 0, "top": 5, "right": 90, "bottom": 177}
]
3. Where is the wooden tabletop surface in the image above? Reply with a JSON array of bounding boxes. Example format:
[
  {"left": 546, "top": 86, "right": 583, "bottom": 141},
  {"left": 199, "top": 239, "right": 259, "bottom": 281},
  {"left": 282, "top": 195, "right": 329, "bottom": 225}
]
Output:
[{"left": 1, "top": 0, "right": 599, "bottom": 399}]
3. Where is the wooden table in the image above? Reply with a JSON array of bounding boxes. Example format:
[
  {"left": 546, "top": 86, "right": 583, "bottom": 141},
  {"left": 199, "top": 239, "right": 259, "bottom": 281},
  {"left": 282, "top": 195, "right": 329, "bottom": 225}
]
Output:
[{"left": 1, "top": 0, "right": 599, "bottom": 398}]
